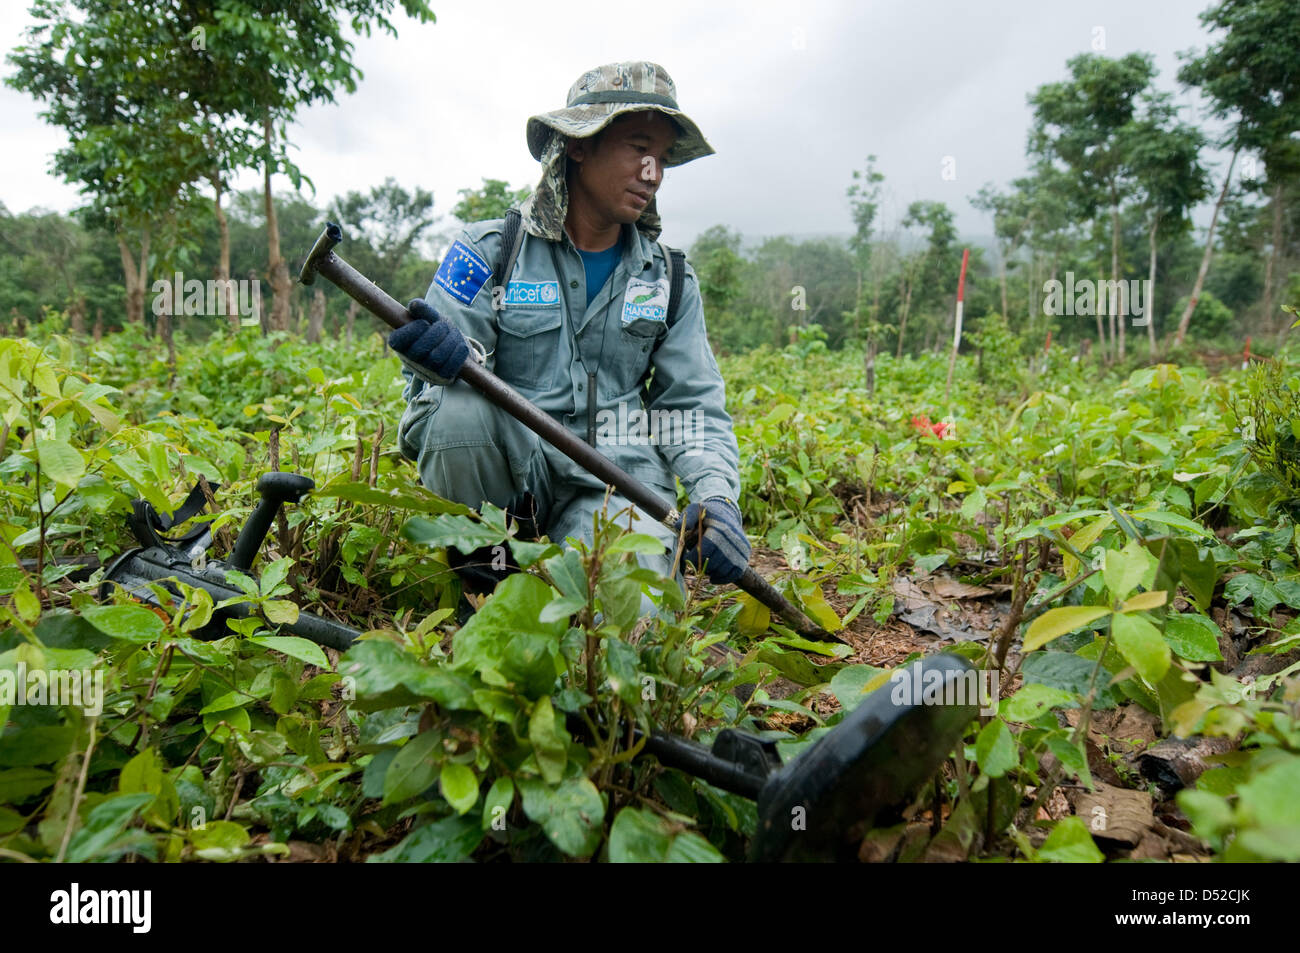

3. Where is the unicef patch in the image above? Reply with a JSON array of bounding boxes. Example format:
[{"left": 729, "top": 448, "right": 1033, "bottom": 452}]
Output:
[
  {"left": 434, "top": 240, "right": 490, "bottom": 305},
  {"left": 503, "top": 281, "right": 561, "bottom": 307},
  {"left": 621, "top": 277, "right": 668, "bottom": 326}
]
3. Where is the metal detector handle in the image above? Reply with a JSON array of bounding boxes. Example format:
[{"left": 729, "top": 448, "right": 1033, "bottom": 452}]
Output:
[
  {"left": 228, "top": 473, "right": 316, "bottom": 571},
  {"left": 298, "top": 224, "right": 841, "bottom": 644}
]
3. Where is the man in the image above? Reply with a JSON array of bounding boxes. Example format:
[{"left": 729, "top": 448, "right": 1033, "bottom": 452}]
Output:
[{"left": 390, "top": 61, "right": 748, "bottom": 599}]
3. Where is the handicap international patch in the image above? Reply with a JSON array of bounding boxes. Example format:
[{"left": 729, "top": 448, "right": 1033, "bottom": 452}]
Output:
[
  {"left": 621, "top": 277, "right": 668, "bottom": 326},
  {"left": 434, "top": 240, "right": 491, "bottom": 305},
  {"left": 503, "top": 280, "right": 561, "bottom": 307}
]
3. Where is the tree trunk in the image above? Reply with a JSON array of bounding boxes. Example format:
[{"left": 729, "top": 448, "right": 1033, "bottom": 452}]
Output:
[
  {"left": 115, "top": 230, "right": 150, "bottom": 328},
  {"left": 250, "top": 269, "right": 267, "bottom": 334},
  {"left": 69, "top": 296, "right": 85, "bottom": 336},
  {"left": 263, "top": 115, "right": 292, "bottom": 334},
  {"left": 1264, "top": 181, "right": 1281, "bottom": 335},
  {"left": 345, "top": 298, "right": 358, "bottom": 340},
  {"left": 999, "top": 250, "right": 1009, "bottom": 319},
  {"left": 93, "top": 308, "right": 103, "bottom": 342},
  {"left": 1147, "top": 212, "right": 1159, "bottom": 358},
  {"left": 1174, "top": 147, "right": 1239, "bottom": 348},
  {"left": 307, "top": 288, "right": 325, "bottom": 343},
  {"left": 211, "top": 173, "right": 238, "bottom": 333},
  {"left": 1112, "top": 194, "right": 1124, "bottom": 361}
]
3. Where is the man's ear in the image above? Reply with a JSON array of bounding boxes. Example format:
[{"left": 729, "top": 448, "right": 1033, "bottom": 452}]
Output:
[{"left": 566, "top": 137, "right": 587, "bottom": 165}]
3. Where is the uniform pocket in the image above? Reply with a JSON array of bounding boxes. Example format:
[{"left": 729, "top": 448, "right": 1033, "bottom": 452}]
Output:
[
  {"left": 397, "top": 384, "right": 442, "bottom": 461},
  {"left": 497, "top": 306, "right": 563, "bottom": 390},
  {"left": 601, "top": 319, "right": 662, "bottom": 399}
]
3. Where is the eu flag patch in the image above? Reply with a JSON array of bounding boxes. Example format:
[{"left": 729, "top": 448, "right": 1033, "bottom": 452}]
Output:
[{"left": 434, "top": 240, "right": 490, "bottom": 305}]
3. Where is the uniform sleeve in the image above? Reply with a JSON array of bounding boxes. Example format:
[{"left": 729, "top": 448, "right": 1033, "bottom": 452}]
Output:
[
  {"left": 644, "top": 262, "right": 741, "bottom": 503},
  {"left": 398, "top": 225, "right": 504, "bottom": 399}
]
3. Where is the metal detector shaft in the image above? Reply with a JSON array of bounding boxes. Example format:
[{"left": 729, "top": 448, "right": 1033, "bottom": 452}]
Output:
[{"left": 300, "top": 224, "right": 841, "bottom": 643}]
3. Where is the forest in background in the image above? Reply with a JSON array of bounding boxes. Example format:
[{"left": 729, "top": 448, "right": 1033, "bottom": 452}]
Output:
[{"left": 1, "top": 0, "right": 1297, "bottom": 372}]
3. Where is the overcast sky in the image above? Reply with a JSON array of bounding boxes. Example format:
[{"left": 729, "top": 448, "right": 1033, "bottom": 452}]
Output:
[{"left": 1, "top": 0, "right": 1230, "bottom": 254}]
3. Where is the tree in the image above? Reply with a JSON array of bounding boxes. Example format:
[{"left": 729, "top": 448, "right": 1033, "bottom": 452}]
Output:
[
  {"left": 184, "top": 1, "right": 436, "bottom": 333},
  {"left": 7, "top": 1, "right": 215, "bottom": 335},
  {"left": 1178, "top": 0, "right": 1300, "bottom": 343},
  {"left": 1029, "top": 52, "right": 1157, "bottom": 360},
  {"left": 972, "top": 182, "right": 1034, "bottom": 322},
  {"left": 1124, "top": 92, "right": 1209, "bottom": 354},
  {"left": 846, "top": 157, "right": 885, "bottom": 388},
  {"left": 452, "top": 178, "right": 533, "bottom": 223},
  {"left": 896, "top": 201, "right": 957, "bottom": 357},
  {"left": 329, "top": 178, "right": 438, "bottom": 338}
]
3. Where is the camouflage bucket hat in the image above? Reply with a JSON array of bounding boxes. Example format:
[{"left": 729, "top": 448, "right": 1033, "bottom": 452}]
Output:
[{"left": 526, "top": 61, "right": 715, "bottom": 168}]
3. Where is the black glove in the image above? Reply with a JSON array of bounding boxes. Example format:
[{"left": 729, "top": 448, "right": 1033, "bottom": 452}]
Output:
[
  {"left": 389, "top": 298, "right": 470, "bottom": 383},
  {"left": 680, "top": 496, "right": 750, "bottom": 585}
]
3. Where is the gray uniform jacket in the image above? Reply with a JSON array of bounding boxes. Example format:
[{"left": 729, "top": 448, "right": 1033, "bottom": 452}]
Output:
[{"left": 397, "top": 217, "right": 741, "bottom": 505}]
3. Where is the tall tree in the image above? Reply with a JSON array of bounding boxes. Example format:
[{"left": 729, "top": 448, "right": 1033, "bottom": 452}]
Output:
[
  {"left": 846, "top": 157, "right": 885, "bottom": 388},
  {"left": 1178, "top": 0, "right": 1300, "bottom": 343},
  {"left": 329, "top": 178, "right": 438, "bottom": 338},
  {"left": 7, "top": 1, "right": 214, "bottom": 331},
  {"left": 1029, "top": 52, "right": 1157, "bottom": 360},
  {"left": 972, "top": 182, "right": 1034, "bottom": 320},
  {"left": 1124, "top": 92, "right": 1209, "bottom": 354},
  {"left": 896, "top": 201, "right": 956, "bottom": 357},
  {"left": 181, "top": 1, "right": 436, "bottom": 333},
  {"left": 452, "top": 178, "right": 533, "bottom": 223}
]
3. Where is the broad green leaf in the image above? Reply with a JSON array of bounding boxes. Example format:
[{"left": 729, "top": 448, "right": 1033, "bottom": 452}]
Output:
[
  {"left": 119, "top": 748, "right": 163, "bottom": 797},
  {"left": 518, "top": 777, "right": 606, "bottom": 859},
  {"left": 262, "top": 599, "right": 300, "bottom": 625},
  {"left": 440, "top": 762, "right": 479, "bottom": 815},
  {"left": 339, "top": 639, "right": 475, "bottom": 712},
  {"left": 81, "top": 604, "right": 166, "bottom": 643},
  {"left": 528, "top": 696, "right": 568, "bottom": 785},
  {"left": 482, "top": 777, "right": 514, "bottom": 831},
  {"left": 451, "top": 574, "right": 567, "bottom": 697},
  {"left": 316, "top": 481, "right": 472, "bottom": 514},
  {"left": 1023, "top": 605, "right": 1110, "bottom": 652},
  {"left": 999, "top": 683, "right": 1077, "bottom": 722},
  {"left": 1103, "top": 545, "right": 1147, "bottom": 601},
  {"left": 735, "top": 593, "right": 770, "bottom": 635},
  {"left": 1163, "top": 613, "right": 1223, "bottom": 662},
  {"left": 1120, "top": 590, "right": 1166, "bottom": 612},
  {"left": 403, "top": 513, "right": 506, "bottom": 554},
  {"left": 36, "top": 438, "right": 84, "bottom": 488},
  {"left": 605, "top": 533, "right": 666, "bottom": 556},
  {"left": 0, "top": 767, "right": 55, "bottom": 802},
  {"left": 609, "top": 807, "right": 724, "bottom": 863},
  {"left": 1062, "top": 515, "right": 1113, "bottom": 580},
  {"left": 65, "top": 793, "right": 155, "bottom": 862},
  {"left": 1111, "top": 612, "right": 1171, "bottom": 683},
  {"left": 367, "top": 814, "right": 483, "bottom": 863},
  {"left": 188, "top": 820, "right": 250, "bottom": 852},
  {"left": 1037, "top": 816, "right": 1104, "bottom": 863},
  {"left": 248, "top": 635, "right": 329, "bottom": 669},
  {"left": 383, "top": 730, "right": 441, "bottom": 804},
  {"left": 974, "top": 718, "right": 1016, "bottom": 777},
  {"left": 828, "top": 665, "right": 888, "bottom": 711},
  {"left": 1045, "top": 732, "right": 1091, "bottom": 787}
]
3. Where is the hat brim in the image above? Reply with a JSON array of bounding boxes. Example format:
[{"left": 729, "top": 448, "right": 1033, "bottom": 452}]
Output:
[{"left": 526, "top": 102, "right": 714, "bottom": 167}]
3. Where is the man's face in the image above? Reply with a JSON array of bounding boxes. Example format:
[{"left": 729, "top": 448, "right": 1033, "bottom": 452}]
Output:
[{"left": 567, "top": 111, "right": 679, "bottom": 226}]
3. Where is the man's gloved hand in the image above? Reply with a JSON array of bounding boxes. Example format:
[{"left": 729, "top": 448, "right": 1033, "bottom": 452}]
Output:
[
  {"left": 388, "top": 299, "right": 470, "bottom": 383},
  {"left": 679, "top": 496, "right": 750, "bottom": 585}
]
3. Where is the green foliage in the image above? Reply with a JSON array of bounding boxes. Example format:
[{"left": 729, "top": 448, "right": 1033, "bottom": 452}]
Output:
[{"left": 452, "top": 179, "right": 533, "bottom": 224}]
